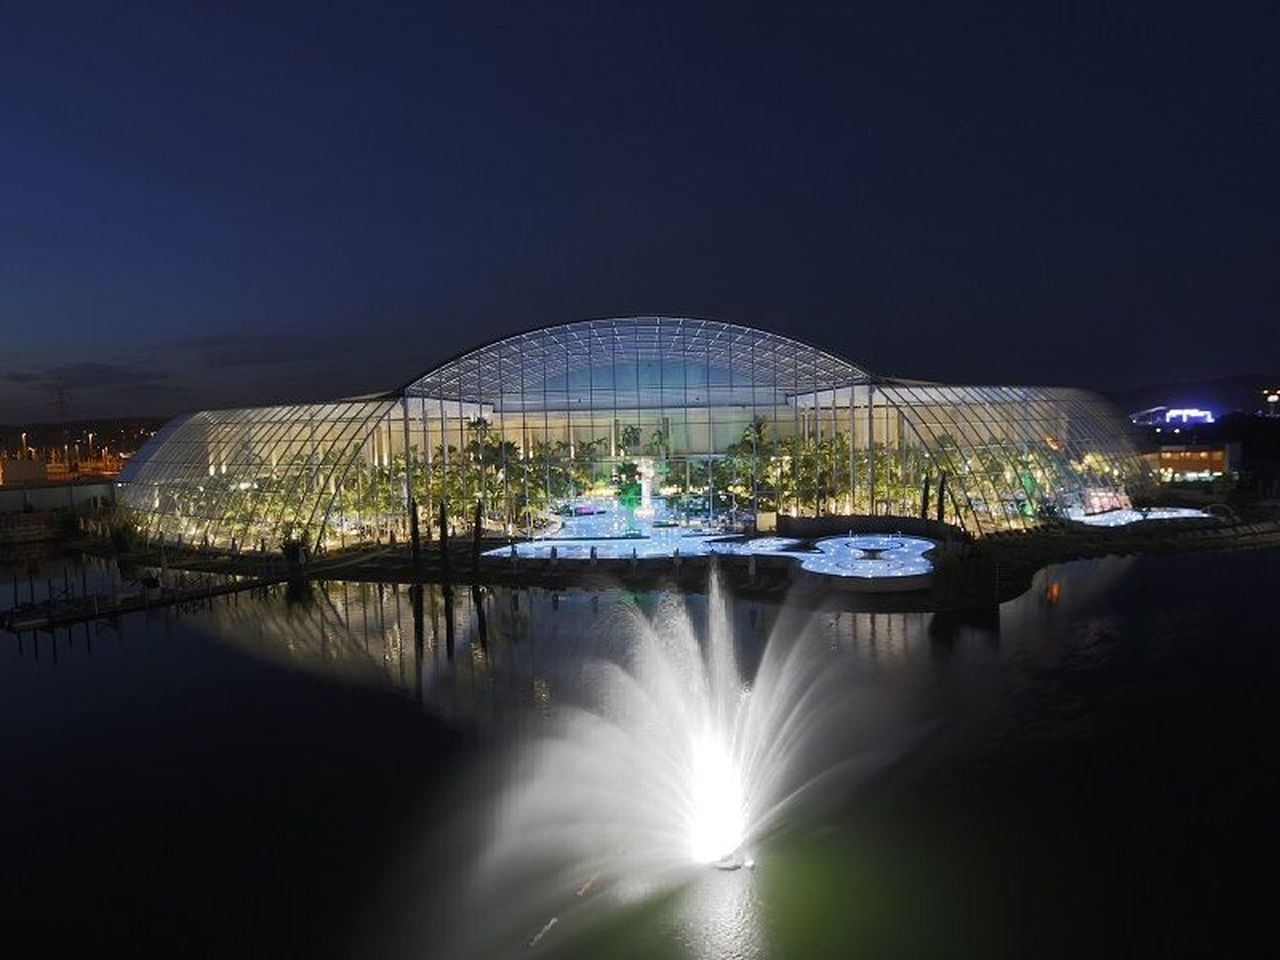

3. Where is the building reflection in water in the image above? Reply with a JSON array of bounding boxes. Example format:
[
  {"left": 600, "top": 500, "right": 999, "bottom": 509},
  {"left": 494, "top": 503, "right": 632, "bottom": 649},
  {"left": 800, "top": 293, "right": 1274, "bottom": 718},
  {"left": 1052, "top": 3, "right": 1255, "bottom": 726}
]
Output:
[
  {"left": 175, "top": 552, "right": 1136, "bottom": 736},
  {"left": 189, "top": 575, "right": 1171, "bottom": 730},
  {"left": 8, "top": 555, "right": 1134, "bottom": 731},
  {"left": 2, "top": 556, "right": 1139, "bottom": 958},
  {"left": 187, "top": 580, "right": 1019, "bottom": 725}
]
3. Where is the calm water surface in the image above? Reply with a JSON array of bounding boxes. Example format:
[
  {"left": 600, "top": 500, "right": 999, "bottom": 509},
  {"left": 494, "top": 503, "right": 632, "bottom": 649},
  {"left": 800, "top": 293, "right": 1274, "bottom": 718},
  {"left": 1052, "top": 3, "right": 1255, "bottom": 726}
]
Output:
[{"left": 3, "top": 549, "right": 1277, "bottom": 957}]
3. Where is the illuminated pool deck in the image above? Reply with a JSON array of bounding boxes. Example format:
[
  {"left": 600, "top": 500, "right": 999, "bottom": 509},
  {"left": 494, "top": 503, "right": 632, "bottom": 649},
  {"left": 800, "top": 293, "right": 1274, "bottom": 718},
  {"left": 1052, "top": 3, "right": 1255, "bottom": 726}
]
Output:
[
  {"left": 791, "top": 535, "right": 934, "bottom": 580},
  {"left": 485, "top": 531, "right": 936, "bottom": 587},
  {"left": 1066, "top": 506, "right": 1213, "bottom": 527}
]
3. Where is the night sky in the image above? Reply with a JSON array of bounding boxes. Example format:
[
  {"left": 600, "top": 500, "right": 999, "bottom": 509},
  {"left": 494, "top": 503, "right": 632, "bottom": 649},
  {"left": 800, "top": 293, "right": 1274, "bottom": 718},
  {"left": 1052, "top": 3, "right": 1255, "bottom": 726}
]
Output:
[{"left": 2, "top": 1, "right": 1276, "bottom": 421}]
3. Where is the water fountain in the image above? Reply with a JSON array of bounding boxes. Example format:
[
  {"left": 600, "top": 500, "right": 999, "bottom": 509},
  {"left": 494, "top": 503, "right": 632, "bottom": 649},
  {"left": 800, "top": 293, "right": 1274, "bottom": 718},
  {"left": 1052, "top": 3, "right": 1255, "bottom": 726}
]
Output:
[{"left": 452, "top": 570, "right": 912, "bottom": 957}]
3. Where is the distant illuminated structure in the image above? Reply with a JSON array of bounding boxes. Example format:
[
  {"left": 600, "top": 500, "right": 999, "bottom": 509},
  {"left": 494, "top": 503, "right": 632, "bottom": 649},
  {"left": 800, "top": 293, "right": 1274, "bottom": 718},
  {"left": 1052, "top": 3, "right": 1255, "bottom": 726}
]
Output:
[
  {"left": 117, "top": 317, "right": 1153, "bottom": 551},
  {"left": 1164, "top": 408, "right": 1215, "bottom": 425},
  {"left": 1130, "top": 406, "right": 1216, "bottom": 426}
]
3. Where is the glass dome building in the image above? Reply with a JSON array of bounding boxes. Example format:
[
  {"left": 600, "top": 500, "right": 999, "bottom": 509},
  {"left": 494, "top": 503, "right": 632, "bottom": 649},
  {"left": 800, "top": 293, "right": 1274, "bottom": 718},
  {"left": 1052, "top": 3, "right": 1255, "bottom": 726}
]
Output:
[{"left": 117, "top": 317, "right": 1152, "bottom": 551}]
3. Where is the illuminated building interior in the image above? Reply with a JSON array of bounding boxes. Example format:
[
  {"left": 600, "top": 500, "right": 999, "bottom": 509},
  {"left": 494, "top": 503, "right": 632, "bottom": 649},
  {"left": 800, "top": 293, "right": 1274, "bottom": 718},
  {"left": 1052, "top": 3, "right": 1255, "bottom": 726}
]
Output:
[
  {"left": 1155, "top": 445, "right": 1234, "bottom": 482},
  {"left": 117, "top": 317, "right": 1154, "bottom": 551}
]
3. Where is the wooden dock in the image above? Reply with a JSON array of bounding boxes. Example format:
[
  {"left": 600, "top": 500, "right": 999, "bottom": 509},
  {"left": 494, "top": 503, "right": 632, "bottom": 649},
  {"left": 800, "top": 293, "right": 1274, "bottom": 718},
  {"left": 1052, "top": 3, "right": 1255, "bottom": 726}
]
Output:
[{"left": 2, "top": 575, "right": 289, "bottom": 633}]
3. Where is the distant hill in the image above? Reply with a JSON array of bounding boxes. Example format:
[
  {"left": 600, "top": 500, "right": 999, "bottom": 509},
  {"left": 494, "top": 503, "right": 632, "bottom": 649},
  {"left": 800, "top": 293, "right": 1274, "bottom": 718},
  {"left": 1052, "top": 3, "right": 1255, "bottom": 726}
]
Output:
[{"left": 1100, "top": 374, "right": 1280, "bottom": 418}]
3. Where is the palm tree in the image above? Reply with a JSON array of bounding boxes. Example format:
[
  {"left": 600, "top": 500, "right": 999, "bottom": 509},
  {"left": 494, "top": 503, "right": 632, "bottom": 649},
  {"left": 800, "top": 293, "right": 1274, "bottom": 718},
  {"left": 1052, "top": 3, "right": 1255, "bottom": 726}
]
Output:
[{"left": 619, "top": 423, "right": 642, "bottom": 456}]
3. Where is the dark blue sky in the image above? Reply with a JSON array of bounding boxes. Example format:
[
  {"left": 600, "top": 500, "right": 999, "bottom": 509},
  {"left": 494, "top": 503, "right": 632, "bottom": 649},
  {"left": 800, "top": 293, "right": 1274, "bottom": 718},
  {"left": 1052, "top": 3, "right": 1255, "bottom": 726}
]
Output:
[{"left": 2, "top": 1, "right": 1276, "bottom": 421}]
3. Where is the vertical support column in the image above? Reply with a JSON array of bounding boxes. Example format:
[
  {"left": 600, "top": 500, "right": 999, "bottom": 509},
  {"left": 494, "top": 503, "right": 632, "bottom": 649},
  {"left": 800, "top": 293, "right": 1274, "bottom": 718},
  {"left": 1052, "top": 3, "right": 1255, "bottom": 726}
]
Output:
[
  {"left": 705, "top": 328, "right": 713, "bottom": 524},
  {"left": 455, "top": 370, "right": 466, "bottom": 508},
  {"left": 401, "top": 397, "right": 420, "bottom": 563},
  {"left": 518, "top": 334, "right": 531, "bottom": 539},
  {"left": 400, "top": 398, "right": 413, "bottom": 510},
  {"left": 829, "top": 382, "right": 839, "bottom": 516},
  {"left": 609, "top": 323, "right": 619, "bottom": 466},
  {"left": 420, "top": 394, "right": 431, "bottom": 542},
  {"left": 438, "top": 391, "right": 449, "bottom": 540},
  {"left": 568, "top": 332, "right": 578, "bottom": 502},
  {"left": 791, "top": 347, "right": 801, "bottom": 516},
  {"left": 810, "top": 356, "right": 820, "bottom": 516},
  {"left": 585, "top": 328, "right": 595, "bottom": 498},
  {"left": 898, "top": 407, "right": 908, "bottom": 516},
  {"left": 867, "top": 383, "right": 876, "bottom": 516},
  {"left": 848, "top": 385, "right": 857, "bottom": 514},
  {"left": 749, "top": 335, "right": 759, "bottom": 518},
  {"left": 497, "top": 347, "right": 510, "bottom": 535},
  {"left": 542, "top": 342, "right": 551, "bottom": 518}
]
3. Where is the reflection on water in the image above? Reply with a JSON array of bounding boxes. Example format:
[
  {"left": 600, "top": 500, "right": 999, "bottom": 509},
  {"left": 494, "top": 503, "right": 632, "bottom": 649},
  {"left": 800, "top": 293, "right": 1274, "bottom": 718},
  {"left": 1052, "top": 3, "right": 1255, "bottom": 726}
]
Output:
[
  {"left": 166, "top": 580, "right": 1010, "bottom": 725},
  {"left": 674, "top": 866, "right": 766, "bottom": 960},
  {"left": 3, "top": 552, "right": 132, "bottom": 607},
  {"left": 171, "top": 569, "right": 1116, "bottom": 958},
  {"left": 10, "top": 555, "right": 1136, "bottom": 699},
  {"left": 10, "top": 546, "right": 1263, "bottom": 958}
]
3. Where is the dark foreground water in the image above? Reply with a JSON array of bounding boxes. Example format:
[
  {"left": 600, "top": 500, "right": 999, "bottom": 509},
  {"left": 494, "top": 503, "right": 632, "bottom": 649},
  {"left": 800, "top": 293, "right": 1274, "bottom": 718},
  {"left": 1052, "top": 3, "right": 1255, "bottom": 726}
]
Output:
[{"left": 3, "top": 549, "right": 1278, "bottom": 958}]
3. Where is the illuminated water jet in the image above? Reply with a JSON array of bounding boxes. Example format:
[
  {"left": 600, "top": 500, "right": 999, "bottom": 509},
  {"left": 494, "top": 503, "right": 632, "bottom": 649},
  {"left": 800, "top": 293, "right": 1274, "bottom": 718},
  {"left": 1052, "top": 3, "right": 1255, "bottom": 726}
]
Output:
[
  {"left": 467, "top": 571, "right": 909, "bottom": 957},
  {"left": 686, "top": 727, "right": 747, "bottom": 865}
]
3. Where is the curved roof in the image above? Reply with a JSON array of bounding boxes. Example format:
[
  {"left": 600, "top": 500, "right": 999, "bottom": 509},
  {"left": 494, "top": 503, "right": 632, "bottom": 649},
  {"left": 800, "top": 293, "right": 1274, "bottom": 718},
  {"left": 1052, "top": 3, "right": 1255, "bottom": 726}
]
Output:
[
  {"left": 870, "top": 383, "right": 1151, "bottom": 534},
  {"left": 114, "top": 316, "right": 1153, "bottom": 547},
  {"left": 404, "top": 316, "right": 872, "bottom": 406},
  {"left": 117, "top": 399, "right": 396, "bottom": 550}
]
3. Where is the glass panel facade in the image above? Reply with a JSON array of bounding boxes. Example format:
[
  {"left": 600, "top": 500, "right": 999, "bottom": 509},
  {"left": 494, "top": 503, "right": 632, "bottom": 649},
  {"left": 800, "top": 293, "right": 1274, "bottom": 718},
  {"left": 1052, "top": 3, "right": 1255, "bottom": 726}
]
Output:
[
  {"left": 403, "top": 318, "right": 873, "bottom": 535},
  {"left": 117, "top": 399, "right": 398, "bottom": 552},
  {"left": 117, "top": 317, "right": 1154, "bottom": 550}
]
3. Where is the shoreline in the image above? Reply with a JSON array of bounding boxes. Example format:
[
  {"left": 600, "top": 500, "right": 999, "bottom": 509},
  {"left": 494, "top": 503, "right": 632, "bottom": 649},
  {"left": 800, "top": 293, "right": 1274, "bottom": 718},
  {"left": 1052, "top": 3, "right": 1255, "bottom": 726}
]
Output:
[{"left": 29, "top": 511, "right": 1278, "bottom": 617}]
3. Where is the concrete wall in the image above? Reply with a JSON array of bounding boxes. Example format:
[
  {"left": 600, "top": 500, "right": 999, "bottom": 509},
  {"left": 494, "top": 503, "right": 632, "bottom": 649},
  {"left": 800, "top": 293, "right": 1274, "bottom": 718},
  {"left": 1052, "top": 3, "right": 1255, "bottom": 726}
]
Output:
[
  {"left": 0, "top": 481, "right": 114, "bottom": 515},
  {"left": 0, "top": 510, "right": 77, "bottom": 545}
]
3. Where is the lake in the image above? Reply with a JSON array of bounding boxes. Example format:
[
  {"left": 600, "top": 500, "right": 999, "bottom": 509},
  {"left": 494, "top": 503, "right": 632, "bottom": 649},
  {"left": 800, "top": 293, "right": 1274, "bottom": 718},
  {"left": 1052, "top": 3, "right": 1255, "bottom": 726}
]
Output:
[{"left": 3, "top": 548, "right": 1276, "bottom": 957}]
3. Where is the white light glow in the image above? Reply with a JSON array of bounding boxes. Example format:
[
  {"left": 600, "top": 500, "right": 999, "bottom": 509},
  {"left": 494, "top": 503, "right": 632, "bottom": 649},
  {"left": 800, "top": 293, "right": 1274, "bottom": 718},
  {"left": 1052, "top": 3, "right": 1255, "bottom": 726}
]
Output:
[
  {"left": 1065, "top": 506, "right": 1211, "bottom": 526},
  {"left": 686, "top": 728, "right": 746, "bottom": 864},
  {"left": 1165, "top": 408, "right": 1215, "bottom": 424},
  {"left": 488, "top": 531, "right": 936, "bottom": 580}
]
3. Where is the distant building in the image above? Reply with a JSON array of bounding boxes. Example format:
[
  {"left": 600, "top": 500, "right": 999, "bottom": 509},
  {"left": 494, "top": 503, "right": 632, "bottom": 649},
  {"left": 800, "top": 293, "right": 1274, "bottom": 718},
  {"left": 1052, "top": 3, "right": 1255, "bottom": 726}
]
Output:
[
  {"left": 1135, "top": 409, "right": 1280, "bottom": 496},
  {"left": 1148, "top": 443, "right": 1239, "bottom": 482},
  {"left": 1130, "top": 406, "right": 1216, "bottom": 427}
]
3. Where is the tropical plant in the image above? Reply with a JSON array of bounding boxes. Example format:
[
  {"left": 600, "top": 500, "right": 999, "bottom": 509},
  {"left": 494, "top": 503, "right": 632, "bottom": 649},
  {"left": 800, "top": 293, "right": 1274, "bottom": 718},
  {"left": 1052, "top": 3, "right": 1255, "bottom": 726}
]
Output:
[{"left": 619, "top": 424, "right": 642, "bottom": 456}]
